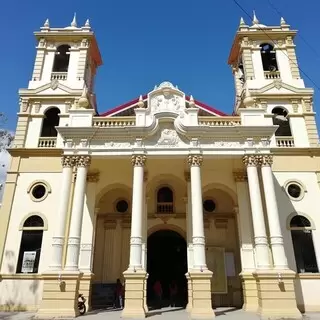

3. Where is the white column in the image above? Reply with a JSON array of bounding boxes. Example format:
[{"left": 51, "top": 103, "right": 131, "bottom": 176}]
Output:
[
  {"left": 185, "top": 172, "right": 194, "bottom": 270},
  {"left": 141, "top": 173, "right": 148, "bottom": 270},
  {"left": 50, "top": 156, "right": 75, "bottom": 270},
  {"left": 188, "top": 155, "right": 207, "bottom": 270},
  {"left": 65, "top": 155, "right": 91, "bottom": 271},
  {"left": 128, "top": 155, "right": 146, "bottom": 270},
  {"left": 260, "top": 155, "right": 288, "bottom": 269},
  {"left": 243, "top": 155, "right": 270, "bottom": 269}
]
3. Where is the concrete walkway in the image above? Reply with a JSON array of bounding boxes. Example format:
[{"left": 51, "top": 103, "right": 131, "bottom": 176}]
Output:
[{"left": 1, "top": 307, "right": 320, "bottom": 320}]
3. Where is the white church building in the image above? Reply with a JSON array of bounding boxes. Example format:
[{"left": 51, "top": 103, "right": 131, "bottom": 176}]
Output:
[{"left": 0, "top": 13, "right": 320, "bottom": 319}]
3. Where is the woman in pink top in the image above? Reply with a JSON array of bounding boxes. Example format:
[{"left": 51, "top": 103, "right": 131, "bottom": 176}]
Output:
[{"left": 153, "top": 280, "right": 162, "bottom": 308}]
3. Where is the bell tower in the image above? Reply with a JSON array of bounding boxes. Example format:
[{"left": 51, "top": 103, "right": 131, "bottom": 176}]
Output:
[
  {"left": 29, "top": 14, "right": 102, "bottom": 94},
  {"left": 228, "top": 13, "right": 318, "bottom": 147},
  {"left": 13, "top": 15, "right": 102, "bottom": 149}
]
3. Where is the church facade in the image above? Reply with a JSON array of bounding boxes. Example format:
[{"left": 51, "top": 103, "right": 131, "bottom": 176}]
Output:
[{"left": 0, "top": 13, "right": 320, "bottom": 320}]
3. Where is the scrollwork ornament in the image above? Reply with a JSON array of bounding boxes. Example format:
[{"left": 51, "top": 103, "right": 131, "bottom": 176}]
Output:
[
  {"left": 242, "top": 155, "right": 262, "bottom": 167},
  {"left": 76, "top": 156, "right": 91, "bottom": 168},
  {"left": 261, "top": 155, "right": 273, "bottom": 167},
  {"left": 131, "top": 155, "right": 147, "bottom": 167},
  {"left": 188, "top": 155, "right": 203, "bottom": 167},
  {"left": 61, "top": 155, "right": 76, "bottom": 168}
]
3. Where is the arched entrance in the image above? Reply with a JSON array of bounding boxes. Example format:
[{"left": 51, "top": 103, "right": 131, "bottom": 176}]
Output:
[{"left": 147, "top": 230, "right": 188, "bottom": 309}]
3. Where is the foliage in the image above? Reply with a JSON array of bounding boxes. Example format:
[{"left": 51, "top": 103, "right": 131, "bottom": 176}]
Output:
[{"left": 0, "top": 113, "right": 14, "bottom": 150}]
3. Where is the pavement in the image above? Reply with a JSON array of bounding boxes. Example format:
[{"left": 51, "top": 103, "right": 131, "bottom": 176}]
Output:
[{"left": 1, "top": 307, "right": 320, "bottom": 320}]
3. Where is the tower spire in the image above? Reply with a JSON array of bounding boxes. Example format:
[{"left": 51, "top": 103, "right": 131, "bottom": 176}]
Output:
[{"left": 71, "top": 13, "right": 77, "bottom": 28}]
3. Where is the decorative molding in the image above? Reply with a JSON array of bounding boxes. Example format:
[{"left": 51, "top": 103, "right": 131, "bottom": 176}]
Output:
[
  {"left": 87, "top": 171, "right": 100, "bottom": 183},
  {"left": 260, "top": 155, "right": 273, "bottom": 167},
  {"left": 75, "top": 155, "right": 91, "bottom": 168},
  {"left": 184, "top": 171, "right": 190, "bottom": 182},
  {"left": 144, "top": 170, "right": 148, "bottom": 182},
  {"left": 131, "top": 154, "right": 147, "bottom": 167},
  {"left": 233, "top": 170, "right": 247, "bottom": 182},
  {"left": 188, "top": 155, "right": 203, "bottom": 167},
  {"left": 61, "top": 155, "right": 76, "bottom": 168},
  {"left": 214, "top": 218, "right": 229, "bottom": 229}
]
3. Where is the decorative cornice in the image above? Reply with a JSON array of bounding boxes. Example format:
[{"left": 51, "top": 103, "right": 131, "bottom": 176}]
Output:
[
  {"left": 188, "top": 155, "right": 203, "bottom": 167},
  {"left": 131, "top": 155, "right": 147, "bottom": 167},
  {"left": 233, "top": 170, "right": 247, "bottom": 182}
]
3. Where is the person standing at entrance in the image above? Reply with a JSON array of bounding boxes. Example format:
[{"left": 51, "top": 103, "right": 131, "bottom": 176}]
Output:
[
  {"left": 169, "top": 280, "right": 178, "bottom": 307},
  {"left": 115, "top": 278, "right": 124, "bottom": 309},
  {"left": 153, "top": 280, "right": 162, "bottom": 308}
]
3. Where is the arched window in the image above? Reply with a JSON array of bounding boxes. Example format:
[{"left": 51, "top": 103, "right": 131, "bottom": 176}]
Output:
[
  {"left": 157, "top": 187, "right": 174, "bottom": 213},
  {"left": 40, "top": 107, "right": 60, "bottom": 137},
  {"left": 52, "top": 45, "right": 71, "bottom": 72},
  {"left": 260, "top": 43, "right": 278, "bottom": 72},
  {"left": 16, "top": 215, "right": 45, "bottom": 274},
  {"left": 290, "top": 215, "right": 318, "bottom": 273},
  {"left": 272, "top": 107, "right": 292, "bottom": 136}
]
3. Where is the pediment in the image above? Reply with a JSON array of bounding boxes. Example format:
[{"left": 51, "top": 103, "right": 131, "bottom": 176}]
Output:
[
  {"left": 250, "top": 80, "right": 314, "bottom": 96},
  {"left": 99, "top": 81, "right": 227, "bottom": 117}
]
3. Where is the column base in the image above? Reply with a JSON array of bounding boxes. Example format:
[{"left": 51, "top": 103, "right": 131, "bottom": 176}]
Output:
[
  {"left": 185, "top": 272, "right": 193, "bottom": 312},
  {"left": 188, "top": 269, "right": 215, "bottom": 319},
  {"left": 254, "top": 270, "right": 302, "bottom": 320},
  {"left": 122, "top": 269, "right": 147, "bottom": 319},
  {"left": 35, "top": 271, "right": 82, "bottom": 319},
  {"left": 240, "top": 271, "right": 259, "bottom": 313},
  {"left": 79, "top": 272, "right": 94, "bottom": 312}
]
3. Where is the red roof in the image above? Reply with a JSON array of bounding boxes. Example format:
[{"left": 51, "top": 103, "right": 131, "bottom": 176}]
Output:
[{"left": 99, "top": 95, "right": 227, "bottom": 117}]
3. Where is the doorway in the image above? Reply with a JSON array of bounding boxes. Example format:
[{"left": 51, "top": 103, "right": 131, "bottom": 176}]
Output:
[{"left": 147, "top": 229, "right": 188, "bottom": 309}]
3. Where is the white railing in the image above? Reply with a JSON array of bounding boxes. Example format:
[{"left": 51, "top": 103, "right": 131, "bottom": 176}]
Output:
[
  {"left": 199, "top": 116, "right": 241, "bottom": 126},
  {"left": 264, "top": 71, "right": 281, "bottom": 79},
  {"left": 38, "top": 137, "right": 57, "bottom": 148},
  {"left": 93, "top": 117, "right": 136, "bottom": 127},
  {"left": 276, "top": 136, "right": 295, "bottom": 147},
  {"left": 51, "top": 72, "right": 68, "bottom": 80}
]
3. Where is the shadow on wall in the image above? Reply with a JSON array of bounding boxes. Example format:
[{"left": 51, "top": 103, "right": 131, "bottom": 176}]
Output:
[
  {"left": 0, "top": 250, "right": 40, "bottom": 311},
  {"left": 273, "top": 176, "right": 304, "bottom": 312}
]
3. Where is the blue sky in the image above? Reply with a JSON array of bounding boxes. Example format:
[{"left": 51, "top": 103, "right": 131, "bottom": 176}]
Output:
[{"left": 1, "top": 0, "right": 320, "bottom": 132}]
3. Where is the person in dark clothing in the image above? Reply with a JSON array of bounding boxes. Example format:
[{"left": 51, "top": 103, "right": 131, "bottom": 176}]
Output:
[
  {"left": 114, "top": 278, "right": 124, "bottom": 309},
  {"left": 169, "top": 280, "right": 178, "bottom": 307}
]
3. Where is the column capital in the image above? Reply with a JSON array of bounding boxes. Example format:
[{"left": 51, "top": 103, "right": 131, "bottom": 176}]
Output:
[
  {"left": 144, "top": 170, "right": 148, "bottom": 182},
  {"left": 61, "top": 155, "right": 76, "bottom": 168},
  {"left": 260, "top": 155, "right": 273, "bottom": 167},
  {"left": 242, "top": 155, "right": 261, "bottom": 167},
  {"left": 87, "top": 171, "right": 100, "bottom": 183},
  {"left": 131, "top": 154, "right": 147, "bottom": 167},
  {"left": 233, "top": 169, "right": 248, "bottom": 182},
  {"left": 75, "top": 155, "right": 91, "bottom": 168},
  {"left": 188, "top": 155, "right": 203, "bottom": 167}
]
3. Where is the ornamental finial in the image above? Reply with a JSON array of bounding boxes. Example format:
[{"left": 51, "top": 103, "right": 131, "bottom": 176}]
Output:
[
  {"left": 43, "top": 18, "right": 50, "bottom": 28},
  {"left": 252, "top": 11, "right": 259, "bottom": 25},
  {"left": 71, "top": 12, "right": 77, "bottom": 27}
]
